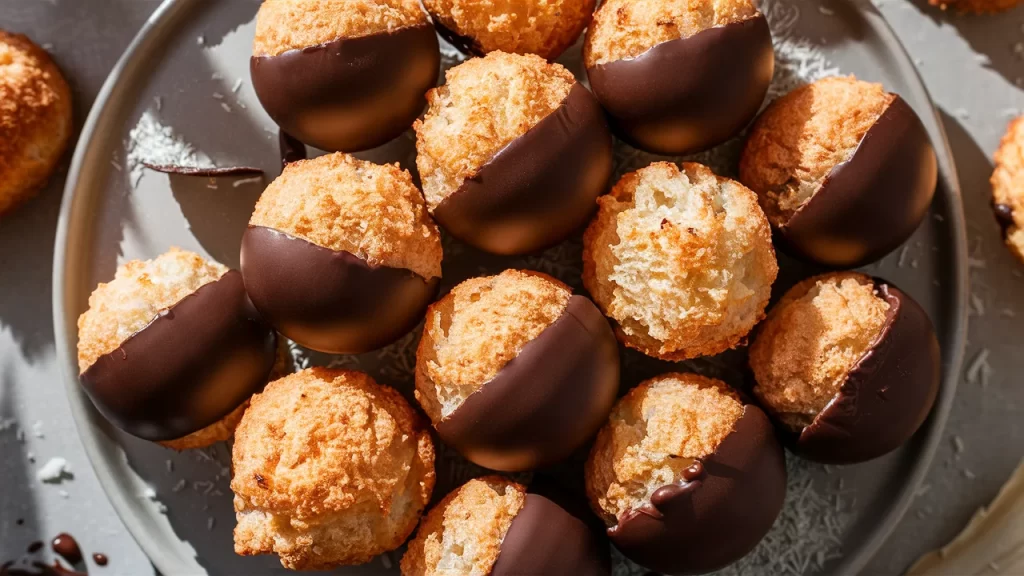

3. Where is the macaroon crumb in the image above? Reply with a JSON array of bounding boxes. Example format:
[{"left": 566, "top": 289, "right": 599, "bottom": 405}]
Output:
[
  {"left": 585, "top": 373, "right": 744, "bottom": 525},
  {"left": 401, "top": 476, "right": 526, "bottom": 576},
  {"left": 414, "top": 270, "right": 571, "bottom": 423},
  {"left": 749, "top": 272, "right": 890, "bottom": 431}
]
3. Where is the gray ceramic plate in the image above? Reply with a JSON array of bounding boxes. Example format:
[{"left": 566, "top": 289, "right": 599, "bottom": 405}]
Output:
[{"left": 53, "top": 0, "right": 967, "bottom": 574}]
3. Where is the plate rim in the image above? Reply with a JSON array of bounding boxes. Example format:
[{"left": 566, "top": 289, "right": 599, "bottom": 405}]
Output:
[{"left": 51, "top": 0, "right": 969, "bottom": 574}]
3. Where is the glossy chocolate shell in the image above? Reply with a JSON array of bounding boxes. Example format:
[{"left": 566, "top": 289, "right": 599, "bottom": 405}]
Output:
[
  {"left": 586, "top": 15, "right": 773, "bottom": 155},
  {"left": 435, "top": 295, "right": 619, "bottom": 472},
  {"left": 790, "top": 281, "right": 941, "bottom": 464},
  {"left": 779, "top": 96, "right": 938, "bottom": 267},
  {"left": 240, "top": 226, "right": 439, "bottom": 354},
  {"left": 432, "top": 83, "right": 613, "bottom": 255},
  {"left": 608, "top": 406, "right": 786, "bottom": 575},
  {"left": 250, "top": 24, "right": 440, "bottom": 152},
  {"left": 79, "top": 270, "right": 277, "bottom": 441}
]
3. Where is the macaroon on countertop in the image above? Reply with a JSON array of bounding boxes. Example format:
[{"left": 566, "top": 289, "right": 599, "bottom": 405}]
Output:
[{"left": 2, "top": 1, "right": 1024, "bottom": 573}]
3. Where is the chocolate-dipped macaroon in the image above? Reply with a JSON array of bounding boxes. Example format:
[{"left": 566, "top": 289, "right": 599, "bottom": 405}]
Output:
[
  {"left": 583, "top": 0, "right": 773, "bottom": 155},
  {"left": 750, "top": 272, "right": 941, "bottom": 464},
  {"left": 991, "top": 116, "right": 1024, "bottom": 263},
  {"left": 77, "top": 248, "right": 277, "bottom": 447},
  {"left": 424, "top": 0, "right": 595, "bottom": 60},
  {"left": 583, "top": 162, "right": 778, "bottom": 361},
  {"left": 585, "top": 373, "right": 786, "bottom": 575},
  {"left": 414, "top": 270, "right": 619, "bottom": 472},
  {"left": 402, "top": 476, "right": 610, "bottom": 576},
  {"left": 241, "top": 153, "right": 442, "bottom": 355},
  {"left": 740, "top": 76, "right": 938, "bottom": 268},
  {"left": 415, "top": 52, "right": 613, "bottom": 255},
  {"left": 250, "top": 0, "right": 440, "bottom": 152},
  {"left": 233, "top": 368, "right": 436, "bottom": 569}
]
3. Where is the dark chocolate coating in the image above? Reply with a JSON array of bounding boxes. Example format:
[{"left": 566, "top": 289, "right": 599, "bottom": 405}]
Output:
[
  {"left": 432, "top": 83, "right": 613, "bottom": 255},
  {"left": 436, "top": 295, "right": 619, "bottom": 472},
  {"left": 278, "top": 130, "right": 307, "bottom": 168},
  {"left": 250, "top": 24, "right": 439, "bottom": 152},
  {"left": 608, "top": 406, "right": 786, "bottom": 575},
  {"left": 993, "top": 201, "right": 1015, "bottom": 238},
  {"left": 240, "top": 226, "right": 439, "bottom": 354},
  {"left": 791, "top": 281, "right": 941, "bottom": 464},
  {"left": 79, "top": 270, "right": 277, "bottom": 441},
  {"left": 586, "top": 15, "right": 773, "bottom": 156},
  {"left": 142, "top": 163, "right": 264, "bottom": 177},
  {"left": 779, "top": 96, "right": 938, "bottom": 267},
  {"left": 431, "top": 19, "right": 483, "bottom": 57},
  {"left": 491, "top": 493, "right": 610, "bottom": 576}
]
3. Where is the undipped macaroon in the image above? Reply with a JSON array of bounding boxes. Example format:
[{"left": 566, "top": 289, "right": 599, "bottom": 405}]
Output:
[
  {"left": 415, "top": 51, "right": 613, "bottom": 255},
  {"left": 584, "top": 0, "right": 773, "bottom": 155},
  {"left": 414, "top": 269, "right": 619, "bottom": 472},
  {"left": 241, "top": 152, "right": 442, "bottom": 354},
  {"left": 749, "top": 272, "right": 941, "bottom": 464},
  {"left": 585, "top": 373, "right": 786, "bottom": 575},
  {"left": 583, "top": 161, "right": 777, "bottom": 361},
  {"left": 402, "top": 476, "right": 610, "bottom": 575},
  {"left": 232, "top": 367, "right": 436, "bottom": 569},
  {"left": 77, "top": 248, "right": 277, "bottom": 448},
  {"left": 0, "top": 30, "right": 72, "bottom": 216},
  {"left": 991, "top": 116, "right": 1024, "bottom": 263},
  {"left": 740, "top": 76, "right": 937, "bottom": 267}
]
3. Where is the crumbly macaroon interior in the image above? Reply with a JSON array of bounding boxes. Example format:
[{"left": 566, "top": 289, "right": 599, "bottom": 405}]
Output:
[
  {"left": 584, "top": 161, "right": 776, "bottom": 360},
  {"left": 232, "top": 368, "right": 435, "bottom": 569},
  {"left": 423, "top": 0, "right": 595, "bottom": 60},
  {"left": 740, "top": 76, "right": 896, "bottom": 225},
  {"left": 415, "top": 52, "right": 576, "bottom": 209},
  {"left": 249, "top": 153, "right": 442, "bottom": 280},
  {"left": 252, "top": 0, "right": 428, "bottom": 57},
  {"left": 401, "top": 476, "right": 526, "bottom": 576},
  {"left": 992, "top": 116, "right": 1024, "bottom": 262},
  {"left": 586, "top": 373, "right": 744, "bottom": 525},
  {"left": 750, "top": 273, "right": 890, "bottom": 431},
  {"left": 584, "top": 0, "right": 758, "bottom": 67},
  {"left": 76, "top": 248, "right": 228, "bottom": 373},
  {"left": 415, "top": 270, "right": 570, "bottom": 423}
]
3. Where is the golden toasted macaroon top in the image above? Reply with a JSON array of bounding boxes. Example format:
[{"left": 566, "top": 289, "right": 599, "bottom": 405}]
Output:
[
  {"left": 401, "top": 476, "right": 527, "bottom": 575},
  {"left": 992, "top": 116, "right": 1024, "bottom": 263},
  {"left": 252, "top": 0, "right": 428, "bottom": 57},
  {"left": 584, "top": 0, "right": 759, "bottom": 67},
  {"left": 415, "top": 270, "right": 571, "bottom": 423},
  {"left": 415, "top": 52, "right": 576, "bottom": 209},
  {"left": 928, "top": 0, "right": 1022, "bottom": 12},
  {"left": 749, "top": 272, "right": 890, "bottom": 431},
  {"left": 249, "top": 153, "right": 442, "bottom": 280},
  {"left": 740, "top": 76, "right": 896, "bottom": 226},
  {"left": 585, "top": 373, "right": 743, "bottom": 525},
  {"left": 232, "top": 368, "right": 435, "bottom": 568},
  {"left": 424, "top": 0, "right": 595, "bottom": 60},
  {"left": 76, "top": 248, "right": 228, "bottom": 374},
  {"left": 583, "top": 161, "right": 777, "bottom": 361},
  {"left": 0, "top": 30, "right": 72, "bottom": 215}
]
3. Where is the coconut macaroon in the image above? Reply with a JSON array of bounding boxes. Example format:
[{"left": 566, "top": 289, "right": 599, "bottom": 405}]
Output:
[
  {"left": 402, "top": 476, "right": 610, "bottom": 575},
  {"left": 0, "top": 30, "right": 72, "bottom": 216},
  {"left": 583, "top": 162, "right": 777, "bottom": 361},
  {"left": 585, "top": 373, "right": 785, "bottom": 574},
  {"left": 991, "top": 116, "right": 1024, "bottom": 263},
  {"left": 740, "top": 76, "right": 937, "bottom": 267},
  {"left": 232, "top": 368, "right": 435, "bottom": 570},
  {"left": 748, "top": 272, "right": 941, "bottom": 464},
  {"left": 415, "top": 269, "right": 619, "bottom": 471},
  {"left": 77, "top": 249, "right": 278, "bottom": 448},
  {"left": 424, "top": 0, "right": 594, "bottom": 60},
  {"left": 241, "top": 153, "right": 442, "bottom": 354},
  {"left": 749, "top": 273, "right": 890, "bottom": 431},
  {"left": 415, "top": 51, "right": 613, "bottom": 255},
  {"left": 250, "top": 0, "right": 439, "bottom": 152},
  {"left": 582, "top": 0, "right": 772, "bottom": 155}
]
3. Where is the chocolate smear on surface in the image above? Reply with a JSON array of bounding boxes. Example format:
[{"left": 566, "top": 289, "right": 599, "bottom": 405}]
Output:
[{"left": 142, "top": 162, "right": 263, "bottom": 177}]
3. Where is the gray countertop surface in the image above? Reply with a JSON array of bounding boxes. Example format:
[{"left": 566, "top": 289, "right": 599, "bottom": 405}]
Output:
[{"left": 1, "top": 1, "right": 1021, "bottom": 574}]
